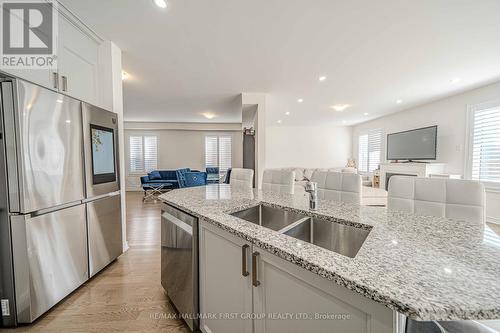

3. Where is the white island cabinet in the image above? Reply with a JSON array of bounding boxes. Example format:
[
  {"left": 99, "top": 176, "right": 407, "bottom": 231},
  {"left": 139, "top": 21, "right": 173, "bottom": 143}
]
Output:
[{"left": 199, "top": 220, "right": 396, "bottom": 333}]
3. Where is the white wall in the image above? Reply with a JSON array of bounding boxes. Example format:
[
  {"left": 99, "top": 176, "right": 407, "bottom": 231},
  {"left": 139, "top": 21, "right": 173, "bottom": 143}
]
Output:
[
  {"left": 266, "top": 125, "right": 352, "bottom": 169},
  {"left": 352, "top": 81, "right": 500, "bottom": 224},
  {"left": 125, "top": 128, "right": 243, "bottom": 190}
]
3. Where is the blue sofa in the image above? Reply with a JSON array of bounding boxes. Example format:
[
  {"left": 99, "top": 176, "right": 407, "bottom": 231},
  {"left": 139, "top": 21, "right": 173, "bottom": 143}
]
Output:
[{"left": 141, "top": 170, "right": 180, "bottom": 189}]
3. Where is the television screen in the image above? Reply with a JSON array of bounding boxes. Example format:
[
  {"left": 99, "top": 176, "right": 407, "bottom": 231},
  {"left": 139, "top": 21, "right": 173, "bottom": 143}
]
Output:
[{"left": 386, "top": 126, "right": 437, "bottom": 161}]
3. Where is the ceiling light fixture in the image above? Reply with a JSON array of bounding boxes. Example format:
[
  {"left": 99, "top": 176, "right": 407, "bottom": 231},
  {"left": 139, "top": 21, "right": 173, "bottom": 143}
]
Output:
[
  {"left": 450, "top": 77, "right": 461, "bottom": 84},
  {"left": 331, "top": 104, "right": 351, "bottom": 112},
  {"left": 319, "top": 76, "right": 327, "bottom": 81},
  {"left": 121, "top": 71, "right": 129, "bottom": 81},
  {"left": 363, "top": 112, "right": 369, "bottom": 116},
  {"left": 153, "top": 0, "right": 167, "bottom": 9},
  {"left": 56, "top": 99, "right": 63, "bottom": 103},
  {"left": 396, "top": 99, "right": 403, "bottom": 104},
  {"left": 285, "top": 112, "right": 290, "bottom": 116},
  {"left": 297, "top": 98, "right": 303, "bottom": 103},
  {"left": 277, "top": 120, "right": 282, "bottom": 124},
  {"left": 342, "top": 120, "right": 347, "bottom": 124},
  {"left": 202, "top": 112, "right": 216, "bottom": 119}
]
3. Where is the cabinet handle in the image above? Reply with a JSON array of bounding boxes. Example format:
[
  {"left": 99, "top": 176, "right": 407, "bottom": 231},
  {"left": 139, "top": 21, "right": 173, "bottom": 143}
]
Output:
[
  {"left": 62, "top": 76, "right": 68, "bottom": 92},
  {"left": 53, "top": 72, "right": 59, "bottom": 89},
  {"left": 252, "top": 252, "right": 260, "bottom": 287},
  {"left": 241, "top": 244, "right": 249, "bottom": 277}
]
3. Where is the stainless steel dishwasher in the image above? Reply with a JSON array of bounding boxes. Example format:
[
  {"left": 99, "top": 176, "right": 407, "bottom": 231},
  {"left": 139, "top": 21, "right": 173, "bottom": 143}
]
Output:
[{"left": 161, "top": 204, "right": 199, "bottom": 331}]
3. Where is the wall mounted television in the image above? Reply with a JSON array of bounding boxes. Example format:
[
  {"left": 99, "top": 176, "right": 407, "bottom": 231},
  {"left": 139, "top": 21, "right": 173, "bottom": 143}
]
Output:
[{"left": 386, "top": 125, "right": 437, "bottom": 161}]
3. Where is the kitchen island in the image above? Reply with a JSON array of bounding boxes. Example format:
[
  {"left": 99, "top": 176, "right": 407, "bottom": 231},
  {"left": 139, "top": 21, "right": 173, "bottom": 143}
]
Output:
[{"left": 159, "top": 184, "right": 500, "bottom": 332}]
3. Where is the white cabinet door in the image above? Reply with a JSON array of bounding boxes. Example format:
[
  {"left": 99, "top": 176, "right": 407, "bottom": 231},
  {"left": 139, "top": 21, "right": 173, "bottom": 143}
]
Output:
[
  {"left": 199, "top": 221, "right": 253, "bottom": 333},
  {"left": 253, "top": 249, "right": 394, "bottom": 333},
  {"left": 1, "top": 68, "right": 55, "bottom": 89},
  {"left": 57, "top": 13, "right": 99, "bottom": 104}
]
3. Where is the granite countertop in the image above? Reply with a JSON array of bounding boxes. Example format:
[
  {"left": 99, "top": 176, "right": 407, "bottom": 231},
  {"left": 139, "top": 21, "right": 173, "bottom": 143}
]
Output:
[{"left": 159, "top": 184, "right": 500, "bottom": 321}]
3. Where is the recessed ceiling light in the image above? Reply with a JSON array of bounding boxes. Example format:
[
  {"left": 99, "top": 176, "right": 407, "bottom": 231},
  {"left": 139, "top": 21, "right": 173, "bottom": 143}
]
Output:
[
  {"left": 363, "top": 112, "right": 369, "bottom": 116},
  {"left": 319, "top": 76, "right": 327, "bottom": 81},
  {"left": 285, "top": 112, "right": 290, "bottom": 116},
  {"left": 342, "top": 120, "right": 347, "bottom": 124},
  {"left": 297, "top": 98, "right": 304, "bottom": 103},
  {"left": 202, "top": 112, "right": 216, "bottom": 119},
  {"left": 153, "top": 0, "right": 167, "bottom": 9},
  {"left": 56, "top": 99, "right": 63, "bottom": 103},
  {"left": 450, "top": 77, "right": 461, "bottom": 84},
  {"left": 331, "top": 104, "right": 351, "bottom": 112},
  {"left": 277, "top": 120, "right": 282, "bottom": 124},
  {"left": 396, "top": 99, "right": 403, "bottom": 104},
  {"left": 121, "top": 71, "right": 129, "bottom": 80},
  {"left": 65, "top": 119, "right": 71, "bottom": 124}
]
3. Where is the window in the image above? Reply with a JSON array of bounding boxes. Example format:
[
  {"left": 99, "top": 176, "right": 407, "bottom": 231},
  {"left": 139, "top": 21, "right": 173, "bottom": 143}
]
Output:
[
  {"left": 358, "top": 129, "right": 382, "bottom": 173},
  {"left": 205, "top": 136, "right": 232, "bottom": 172},
  {"left": 467, "top": 102, "right": 500, "bottom": 184},
  {"left": 129, "top": 135, "right": 158, "bottom": 173}
]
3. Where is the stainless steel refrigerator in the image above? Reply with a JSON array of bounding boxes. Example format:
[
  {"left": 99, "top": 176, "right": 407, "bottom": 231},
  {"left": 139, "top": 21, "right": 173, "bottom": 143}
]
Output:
[{"left": 0, "top": 78, "right": 122, "bottom": 327}]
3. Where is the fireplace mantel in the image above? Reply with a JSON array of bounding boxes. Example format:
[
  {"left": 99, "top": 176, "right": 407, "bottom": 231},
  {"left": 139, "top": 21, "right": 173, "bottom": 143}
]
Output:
[{"left": 380, "top": 163, "right": 446, "bottom": 190}]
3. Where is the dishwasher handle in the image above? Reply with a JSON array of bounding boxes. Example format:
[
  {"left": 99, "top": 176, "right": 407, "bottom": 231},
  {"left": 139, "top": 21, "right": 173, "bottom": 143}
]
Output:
[{"left": 162, "top": 211, "right": 193, "bottom": 236}]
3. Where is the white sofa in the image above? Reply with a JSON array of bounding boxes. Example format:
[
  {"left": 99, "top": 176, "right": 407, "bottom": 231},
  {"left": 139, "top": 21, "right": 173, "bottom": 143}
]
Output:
[{"left": 275, "top": 167, "right": 388, "bottom": 206}]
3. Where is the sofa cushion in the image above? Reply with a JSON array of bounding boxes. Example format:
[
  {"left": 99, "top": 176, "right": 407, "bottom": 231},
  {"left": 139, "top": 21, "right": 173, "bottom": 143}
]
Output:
[
  {"left": 148, "top": 171, "right": 162, "bottom": 180},
  {"left": 159, "top": 170, "right": 178, "bottom": 180}
]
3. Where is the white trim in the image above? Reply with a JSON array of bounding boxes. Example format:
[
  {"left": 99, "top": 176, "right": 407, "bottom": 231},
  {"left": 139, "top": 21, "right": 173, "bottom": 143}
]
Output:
[{"left": 487, "top": 216, "right": 500, "bottom": 225}]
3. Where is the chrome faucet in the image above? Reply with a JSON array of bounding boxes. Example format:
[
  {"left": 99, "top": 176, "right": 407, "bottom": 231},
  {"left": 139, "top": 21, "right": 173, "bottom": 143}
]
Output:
[{"left": 305, "top": 181, "right": 318, "bottom": 211}]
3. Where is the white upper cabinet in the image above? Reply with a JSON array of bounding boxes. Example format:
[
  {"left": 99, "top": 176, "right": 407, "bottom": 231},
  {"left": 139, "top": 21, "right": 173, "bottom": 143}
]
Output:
[
  {"left": 57, "top": 11, "right": 100, "bottom": 105},
  {"left": 0, "top": 4, "right": 107, "bottom": 107}
]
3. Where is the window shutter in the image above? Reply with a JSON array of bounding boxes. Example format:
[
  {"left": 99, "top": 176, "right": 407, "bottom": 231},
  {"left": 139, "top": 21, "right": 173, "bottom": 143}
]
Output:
[
  {"left": 218, "top": 136, "right": 232, "bottom": 172},
  {"left": 205, "top": 135, "right": 232, "bottom": 172},
  {"left": 129, "top": 136, "right": 143, "bottom": 172},
  {"left": 144, "top": 136, "right": 158, "bottom": 172},
  {"left": 358, "top": 134, "right": 369, "bottom": 172},
  {"left": 368, "top": 128, "right": 382, "bottom": 172},
  {"left": 471, "top": 105, "right": 500, "bottom": 183},
  {"left": 205, "top": 136, "right": 218, "bottom": 168},
  {"left": 358, "top": 129, "right": 382, "bottom": 173}
]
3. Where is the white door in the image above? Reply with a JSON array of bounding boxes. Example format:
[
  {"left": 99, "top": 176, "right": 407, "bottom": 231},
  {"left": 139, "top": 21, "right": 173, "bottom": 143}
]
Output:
[
  {"left": 57, "top": 14, "right": 99, "bottom": 104},
  {"left": 199, "top": 221, "right": 253, "bottom": 333},
  {"left": 253, "top": 249, "right": 394, "bottom": 333}
]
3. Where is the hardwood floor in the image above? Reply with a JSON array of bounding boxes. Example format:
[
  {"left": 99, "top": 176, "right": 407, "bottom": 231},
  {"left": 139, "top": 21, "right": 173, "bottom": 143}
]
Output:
[{"left": 6, "top": 192, "right": 188, "bottom": 333}]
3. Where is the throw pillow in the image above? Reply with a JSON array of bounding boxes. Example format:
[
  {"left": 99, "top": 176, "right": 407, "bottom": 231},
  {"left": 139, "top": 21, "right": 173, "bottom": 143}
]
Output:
[{"left": 148, "top": 171, "right": 162, "bottom": 180}]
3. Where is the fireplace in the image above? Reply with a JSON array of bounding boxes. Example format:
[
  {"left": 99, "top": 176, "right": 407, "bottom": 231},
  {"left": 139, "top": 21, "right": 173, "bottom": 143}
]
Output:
[{"left": 385, "top": 173, "right": 417, "bottom": 190}]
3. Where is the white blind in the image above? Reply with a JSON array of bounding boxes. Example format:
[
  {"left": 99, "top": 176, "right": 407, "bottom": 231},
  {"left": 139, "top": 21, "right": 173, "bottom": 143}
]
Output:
[
  {"left": 470, "top": 105, "right": 500, "bottom": 183},
  {"left": 358, "top": 129, "right": 382, "bottom": 173},
  {"left": 205, "top": 136, "right": 218, "bottom": 168},
  {"left": 205, "top": 136, "right": 232, "bottom": 172},
  {"left": 219, "top": 136, "right": 232, "bottom": 172},
  {"left": 129, "top": 135, "right": 158, "bottom": 173},
  {"left": 129, "top": 136, "right": 143, "bottom": 173},
  {"left": 144, "top": 136, "right": 158, "bottom": 172}
]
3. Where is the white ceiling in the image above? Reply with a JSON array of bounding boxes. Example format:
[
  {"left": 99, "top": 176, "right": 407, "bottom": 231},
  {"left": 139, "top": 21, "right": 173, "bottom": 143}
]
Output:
[{"left": 61, "top": 0, "right": 500, "bottom": 126}]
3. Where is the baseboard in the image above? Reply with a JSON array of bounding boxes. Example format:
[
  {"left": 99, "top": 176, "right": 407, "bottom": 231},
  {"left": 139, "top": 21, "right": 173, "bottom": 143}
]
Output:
[{"left": 487, "top": 216, "right": 500, "bottom": 225}]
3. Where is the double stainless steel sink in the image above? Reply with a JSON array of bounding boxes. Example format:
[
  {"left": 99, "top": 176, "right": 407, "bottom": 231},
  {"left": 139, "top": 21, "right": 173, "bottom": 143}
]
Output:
[{"left": 230, "top": 204, "right": 371, "bottom": 258}]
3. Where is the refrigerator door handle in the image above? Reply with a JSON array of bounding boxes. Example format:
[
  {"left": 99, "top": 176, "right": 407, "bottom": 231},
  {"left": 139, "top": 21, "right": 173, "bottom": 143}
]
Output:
[
  {"left": 0, "top": 81, "right": 20, "bottom": 213},
  {"left": 30, "top": 200, "right": 83, "bottom": 217},
  {"left": 82, "top": 191, "right": 120, "bottom": 204}
]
